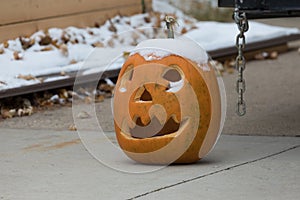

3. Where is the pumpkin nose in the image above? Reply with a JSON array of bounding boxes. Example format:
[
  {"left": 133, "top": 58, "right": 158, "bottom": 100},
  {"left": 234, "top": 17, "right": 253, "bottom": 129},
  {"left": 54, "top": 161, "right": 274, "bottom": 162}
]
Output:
[{"left": 137, "top": 87, "right": 152, "bottom": 102}]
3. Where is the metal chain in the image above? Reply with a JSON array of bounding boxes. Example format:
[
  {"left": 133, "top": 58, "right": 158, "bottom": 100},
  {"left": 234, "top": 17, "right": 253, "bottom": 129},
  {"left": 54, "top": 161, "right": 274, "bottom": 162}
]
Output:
[{"left": 234, "top": 9, "right": 249, "bottom": 116}]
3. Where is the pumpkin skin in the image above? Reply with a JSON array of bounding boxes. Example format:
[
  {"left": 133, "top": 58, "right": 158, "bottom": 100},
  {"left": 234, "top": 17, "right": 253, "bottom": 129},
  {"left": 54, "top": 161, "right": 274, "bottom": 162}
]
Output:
[{"left": 114, "top": 42, "right": 221, "bottom": 164}]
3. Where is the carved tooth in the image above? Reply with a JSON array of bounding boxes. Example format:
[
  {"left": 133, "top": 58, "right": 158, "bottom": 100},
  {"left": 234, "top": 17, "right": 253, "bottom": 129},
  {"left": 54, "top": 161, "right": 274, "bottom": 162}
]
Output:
[{"left": 171, "top": 114, "right": 181, "bottom": 124}]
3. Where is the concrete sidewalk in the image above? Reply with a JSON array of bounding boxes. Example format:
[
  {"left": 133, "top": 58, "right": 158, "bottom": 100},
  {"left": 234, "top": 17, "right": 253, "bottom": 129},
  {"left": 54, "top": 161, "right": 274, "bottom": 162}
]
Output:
[{"left": 0, "top": 128, "right": 299, "bottom": 200}]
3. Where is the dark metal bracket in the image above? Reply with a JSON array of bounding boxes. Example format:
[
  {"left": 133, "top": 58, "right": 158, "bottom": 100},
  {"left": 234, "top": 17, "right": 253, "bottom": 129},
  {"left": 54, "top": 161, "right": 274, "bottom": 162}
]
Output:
[{"left": 218, "top": 0, "right": 300, "bottom": 19}]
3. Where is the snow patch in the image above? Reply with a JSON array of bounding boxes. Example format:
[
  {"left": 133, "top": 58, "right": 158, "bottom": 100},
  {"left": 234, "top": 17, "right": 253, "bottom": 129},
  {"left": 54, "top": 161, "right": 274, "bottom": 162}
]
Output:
[
  {"left": 134, "top": 39, "right": 209, "bottom": 65},
  {"left": 167, "top": 79, "right": 184, "bottom": 93}
]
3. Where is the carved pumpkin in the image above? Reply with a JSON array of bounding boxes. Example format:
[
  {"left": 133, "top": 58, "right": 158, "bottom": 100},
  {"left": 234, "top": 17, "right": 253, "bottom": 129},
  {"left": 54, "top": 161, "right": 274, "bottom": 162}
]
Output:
[{"left": 114, "top": 39, "right": 222, "bottom": 164}]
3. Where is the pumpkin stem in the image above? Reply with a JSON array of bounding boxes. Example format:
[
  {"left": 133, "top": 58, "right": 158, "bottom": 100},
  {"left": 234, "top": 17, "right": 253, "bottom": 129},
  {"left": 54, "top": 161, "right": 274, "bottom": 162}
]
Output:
[{"left": 165, "top": 16, "right": 177, "bottom": 39}]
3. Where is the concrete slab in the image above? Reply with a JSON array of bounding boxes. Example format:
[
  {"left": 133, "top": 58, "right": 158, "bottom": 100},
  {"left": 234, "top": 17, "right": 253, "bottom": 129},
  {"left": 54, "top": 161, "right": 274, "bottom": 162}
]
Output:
[
  {"left": 138, "top": 146, "right": 300, "bottom": 200},
  {"left": 0, "top": 129, "right": 299, "bottom": 199}
]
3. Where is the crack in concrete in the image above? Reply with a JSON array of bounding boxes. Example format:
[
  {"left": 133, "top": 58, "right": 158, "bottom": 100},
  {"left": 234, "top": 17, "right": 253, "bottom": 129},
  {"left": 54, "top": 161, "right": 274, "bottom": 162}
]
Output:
[{"left": 128, "top": 144, "right": 300, "bottom": 200}]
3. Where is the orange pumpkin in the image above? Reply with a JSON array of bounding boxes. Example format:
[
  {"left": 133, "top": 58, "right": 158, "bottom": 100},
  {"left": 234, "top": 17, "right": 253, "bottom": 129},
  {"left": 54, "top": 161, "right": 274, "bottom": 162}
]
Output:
[{"left": 114, "top": 39, "right": 222, "bottom": 164}]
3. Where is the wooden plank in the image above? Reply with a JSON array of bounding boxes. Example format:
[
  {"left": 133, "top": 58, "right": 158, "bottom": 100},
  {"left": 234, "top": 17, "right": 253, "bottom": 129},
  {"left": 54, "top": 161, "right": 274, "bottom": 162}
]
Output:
[
  {"left": 0, "top": 5, "right": 141, "bottom": 42},
  {"left": 0, "top": 0, "right": 139, "bottom": 25},
  {"left": 143, "top": 0, "right": 153, "bottom": 12}
]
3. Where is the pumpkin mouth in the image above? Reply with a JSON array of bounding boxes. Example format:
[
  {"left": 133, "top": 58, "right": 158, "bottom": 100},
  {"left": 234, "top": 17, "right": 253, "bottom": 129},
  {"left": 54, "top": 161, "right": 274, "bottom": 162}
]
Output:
[{"left": 130, "top": 115, "right": 180, "bottom": 139}]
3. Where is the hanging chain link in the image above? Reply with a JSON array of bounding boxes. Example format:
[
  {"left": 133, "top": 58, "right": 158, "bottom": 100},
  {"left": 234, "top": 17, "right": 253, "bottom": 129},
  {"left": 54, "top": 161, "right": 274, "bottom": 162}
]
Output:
[{"left": 234, "top": 9, "right": 249, "bottom": 116}]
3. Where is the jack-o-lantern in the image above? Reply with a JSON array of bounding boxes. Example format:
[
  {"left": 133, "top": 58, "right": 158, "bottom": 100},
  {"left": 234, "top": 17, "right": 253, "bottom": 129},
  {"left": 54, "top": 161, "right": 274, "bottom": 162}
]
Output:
[{"left": 114, "top": 39, "right": 222, "bottom": 164}]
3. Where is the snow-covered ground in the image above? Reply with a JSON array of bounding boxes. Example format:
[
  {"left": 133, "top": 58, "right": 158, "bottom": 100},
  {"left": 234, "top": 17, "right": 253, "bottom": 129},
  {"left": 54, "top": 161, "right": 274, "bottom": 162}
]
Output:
[{"left": 0, "top": 0, "right": 299, "bottom": 90}]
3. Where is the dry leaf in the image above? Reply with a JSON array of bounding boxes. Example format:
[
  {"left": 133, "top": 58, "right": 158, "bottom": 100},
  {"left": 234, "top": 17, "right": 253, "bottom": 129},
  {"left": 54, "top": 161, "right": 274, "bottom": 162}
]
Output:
[
  {"left": 69, "top": 59, "right": 77, "bottom": 64},
  {"left": 68, "top": 91, "right": 84, "bottom": 100},
  {"left": 51, "top": 39, "right": 60, "bottom": 49},
  {"left": 59, "top": 89, "right": 69, "bottom": 99},
  {"left": 17, "top": 74, "right": 36, "bottom": 81},
  {"left": 270, "top": 51, "right": 278, "bottom": 59},
  {"left": 20, "top": 37, "right": 35, "bottom": 50},
  {"left": 103, "top": 92, "right": 113, "bottom": 98},
  {"left": 22, "top": 98, "right": 32, "bottom": 108},
  {"left": 13, "top": 51, "right": 23, "bottom": 60},
  {"left": 88, "top": 30, "right": 94, "bottom": 35},
  {"left": 60, "top": 71, "right": 66, "bottom": 76},
  {"left": 227, "top": 67, "right": 235, "bottom": 74},
  {"left": 181, "top": 27, "right": 188, "bottom": 34},
  {"left": 69, "top": 124, "right": 77, "bottom": 131},
  {"left": 0, "top": 48, "right": 4, "bottom": 54},
  {"left": 99, "top": 83, "right": 114, "bottom": 93},
  {"left": 17, "top": 106, "right": 33, "bottom": 117},
  {"left": 94, "top": 22, "right": 100, "bottom": 28},
  {"left": 107, "top": 39, "right": 115, "bottom": 47},
  {"left": 95, "top": 95, "right": 105, "bottom": 103},
  {"left": 78, "top": 88, "right": 91, "bottom": 96},
  {"left": 125, "top": 20, "right": 131, "bottom": 25},
  {"left": 39, "top": 35, "right": 52, "bottom": 46},
  {"left": 123, "top": 51, "right": 130, "bottom": 60},
  {"left": 254, "top": 52, "right": 269, "bottom": 60},
  {"left": 92, "top": 42, "right": 104, "bottom": 48},
  {"left": 41, "top": 46, "right": 53, "bottom": 51},
  {"left": 3, "top": 41, "right": 9, "bottom": 48},
  {"left": 37, "top": 78, "right": 44, "bottom": 83},
  {"left": 1, "top": 108, "right": 15, "bottom": 119},
  {"left": 77, "top": 111, "right": 91, "bottom": 119},
  {"left": 49, "top": 95, "right": 66, "bottom": 104},
  {"left": 144, "top": 16, "right": 151, "bottom": 23},
  {"left": 108, "top": 19, "right": 117, "bottom": 32},
  {"left": 0, "top": 80, "right": 7, "bottom": 85},
  {"left": 84, "top": 96, "right": 93, "bottom": 104},
  {"left": 224, "top": 59, "right": 236, "bottom": 69},
  {"left": 59, "top": 44, "right": 68, "bottom": 56}
]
